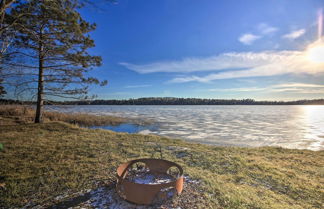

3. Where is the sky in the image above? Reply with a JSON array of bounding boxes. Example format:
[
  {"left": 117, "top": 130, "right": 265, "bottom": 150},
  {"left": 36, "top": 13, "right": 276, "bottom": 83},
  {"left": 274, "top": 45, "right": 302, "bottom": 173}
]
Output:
[{"left": 80, "top": 0, "right": 324, "bottom": 101}]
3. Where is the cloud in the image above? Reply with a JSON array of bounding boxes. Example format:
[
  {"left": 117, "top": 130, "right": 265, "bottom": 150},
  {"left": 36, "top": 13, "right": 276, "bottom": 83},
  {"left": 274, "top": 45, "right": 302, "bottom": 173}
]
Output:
[
  {"left": 208, "top": 87, "right": 266, "bottom": 92},
  {"left": 207, "top": 83, "right": 324, "bottom": 94},
  {"left": 270, "top": 87, "right": 324, "bottom": 94},
  {"left": 258, "top": 23, "right": 278, "bottom": 35},
  {"left": 168, "top": 50, "right": 324, "bottom": 83},
  {"left": 125, "top": 84, "right": 152, "bottom": 88},
  {"left": 272, "top": 83, "right": 324, "bottom": 88},
  {"left": 120, "top": 52, "right": 279, "bottom": 74},
  {"left": 270, "top": 88, "right": 301, "bottom": 92},
  {"left": 270, "top": 83, "right": 324, "bottom": 94},
  {"left": 101, "top": 92, "right": 130, "bottom": 96},
  {"left": 237, "top": 23, "right": 278, "bottom": 46},
  {"left": 238, "top": 33, "right": 261, "bottom": 45},
  {"left": 282, "top": 29, "right": 306, "bottom": 40},
  {"left": 296, "top": 89, "right": 324, "bottom": 94}
]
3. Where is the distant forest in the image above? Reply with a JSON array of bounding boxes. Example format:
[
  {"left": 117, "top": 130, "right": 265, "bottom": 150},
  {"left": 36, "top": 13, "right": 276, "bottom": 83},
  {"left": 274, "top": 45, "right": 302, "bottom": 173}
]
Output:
[{"left": 1, "top": 97, "right": 324, "bottom": 105}]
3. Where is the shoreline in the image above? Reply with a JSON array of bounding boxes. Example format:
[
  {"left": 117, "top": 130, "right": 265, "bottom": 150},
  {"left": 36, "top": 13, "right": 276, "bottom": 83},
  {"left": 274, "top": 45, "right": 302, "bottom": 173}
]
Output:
[{"left": 2, "top": 97, "right": 324, "bottom": 105}]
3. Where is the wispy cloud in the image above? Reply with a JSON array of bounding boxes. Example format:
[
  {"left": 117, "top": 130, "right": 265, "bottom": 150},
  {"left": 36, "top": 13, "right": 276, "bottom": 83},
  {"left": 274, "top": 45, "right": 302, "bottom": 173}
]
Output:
[
  {"left": 169, "top": 51, "right": 324, "bottom": 83},
  {"left": 272, "top": 83, "right": 324, "bottom": 88},
  {"left": 208, "top": 87, "right": 266, "bottom": 92},
  {"left": 270, "top": 83, "right": 324, "bottom": 94},
  {"left": 296, "top": 89, "right": 324, "bottom": 94},
  {"left": 125, "top": 84, "right": 152, "bottom": 88},
  {"left": 270, "top": 88, "right": 301, "bottom": 92},
  {"left": 207, "top": 83, "right": 324, "bottom": 94},
  {"left": 270, "top": 89, "right": 324, "bottom": 94},
  {"left": 100, "top": 92, "right": 130, "bottom": 96},
  {"left": 238, "top": 33, "right": 261, "bottom": 45},
  {"left": 282, "top": 29, "right": 306, "bottom": 40},
  {"left": 237, "top": 23, "right": 277, "bottom": 45},
  {"left": 258, "top": 23, "right": 278, "bottom": 35},
  {"left": 120, "top": 52, "right": 282, "bottom": 74},
  {"left": 269, "top": 87, "right": 324, "bottom": 94}
]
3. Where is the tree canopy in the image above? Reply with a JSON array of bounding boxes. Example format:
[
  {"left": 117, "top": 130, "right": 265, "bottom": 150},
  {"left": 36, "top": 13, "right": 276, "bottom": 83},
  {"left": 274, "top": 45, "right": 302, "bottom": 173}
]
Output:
[{"left": 1, "top": 0, "right": 107, "bottom": 122}]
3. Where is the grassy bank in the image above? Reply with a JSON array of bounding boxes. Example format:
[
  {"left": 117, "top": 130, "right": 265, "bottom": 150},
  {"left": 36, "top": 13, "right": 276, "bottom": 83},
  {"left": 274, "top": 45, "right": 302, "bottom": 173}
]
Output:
[
  {"left": 0, "top": 105, "right": 132, "bottom": 126},
  {"left": 0, "top": 120, "right": 323, "bottom": 208}
]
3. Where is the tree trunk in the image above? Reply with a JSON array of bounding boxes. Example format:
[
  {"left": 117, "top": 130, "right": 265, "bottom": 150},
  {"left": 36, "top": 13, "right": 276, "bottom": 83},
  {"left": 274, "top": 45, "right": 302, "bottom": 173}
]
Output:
[{"left": 35, "top": 30, "right": 44, "bottom": 123}]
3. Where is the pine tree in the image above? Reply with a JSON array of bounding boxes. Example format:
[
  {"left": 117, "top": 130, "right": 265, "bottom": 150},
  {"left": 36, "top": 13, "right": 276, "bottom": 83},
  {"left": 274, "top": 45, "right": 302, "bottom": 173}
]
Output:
[
  {"left": 7, "top": 0, "right": 107, "bottom": 122},
  {"left": 0, "top": 0, "right": 18, "bottom": 96}
]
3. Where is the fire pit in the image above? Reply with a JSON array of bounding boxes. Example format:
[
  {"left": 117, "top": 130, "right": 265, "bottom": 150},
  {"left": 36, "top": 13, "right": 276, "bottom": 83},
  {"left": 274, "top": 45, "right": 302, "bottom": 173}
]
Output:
[{"left": 116, "top": 158, "right": 184, "bottom": 205}]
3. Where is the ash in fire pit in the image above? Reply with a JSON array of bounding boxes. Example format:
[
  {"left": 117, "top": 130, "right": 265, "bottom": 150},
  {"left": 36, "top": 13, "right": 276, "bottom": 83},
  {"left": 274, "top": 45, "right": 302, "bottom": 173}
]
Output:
[{"left": 126, "top": 167, "right": 176, "bottom": 185}]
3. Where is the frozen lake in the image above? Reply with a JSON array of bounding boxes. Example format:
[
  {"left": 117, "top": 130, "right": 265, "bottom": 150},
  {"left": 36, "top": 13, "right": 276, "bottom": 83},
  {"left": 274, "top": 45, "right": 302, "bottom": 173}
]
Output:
[{"left": 47, "top": 105, "right": 324, "bottom": 151}]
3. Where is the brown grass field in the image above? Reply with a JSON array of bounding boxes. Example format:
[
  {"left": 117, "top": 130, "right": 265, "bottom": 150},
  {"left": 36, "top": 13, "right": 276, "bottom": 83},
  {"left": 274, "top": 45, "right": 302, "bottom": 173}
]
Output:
[{"left": 0, "top": 105, "right": 132, "bottom": 126}]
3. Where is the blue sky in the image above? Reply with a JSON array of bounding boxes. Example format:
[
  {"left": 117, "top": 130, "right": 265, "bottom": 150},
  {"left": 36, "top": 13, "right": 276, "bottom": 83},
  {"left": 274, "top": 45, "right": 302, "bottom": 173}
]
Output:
[{"left": 81, "top": 0, "right": 324, "bottom": 101}]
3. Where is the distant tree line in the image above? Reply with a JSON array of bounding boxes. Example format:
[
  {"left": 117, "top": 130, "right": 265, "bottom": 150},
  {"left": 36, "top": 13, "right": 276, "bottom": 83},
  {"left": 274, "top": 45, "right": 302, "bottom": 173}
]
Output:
[{"left": 1, "top": 97, "right": 324, "bottom": 105}]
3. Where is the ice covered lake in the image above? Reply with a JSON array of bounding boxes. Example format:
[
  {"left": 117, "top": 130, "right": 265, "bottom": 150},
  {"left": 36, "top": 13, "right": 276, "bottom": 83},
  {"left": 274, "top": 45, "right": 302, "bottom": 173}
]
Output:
[{"left": 47, "top": 105, "right": 324, "bottom": 151}]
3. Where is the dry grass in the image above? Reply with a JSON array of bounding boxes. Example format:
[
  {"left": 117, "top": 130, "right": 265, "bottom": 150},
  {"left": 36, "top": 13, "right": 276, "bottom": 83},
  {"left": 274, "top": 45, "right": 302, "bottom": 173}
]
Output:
[
  {"left": 0, "top": 119, "right": 323, "bottom": 208},
  {"left": 0, "top": 105, "right": 128, "bottom": 126}
]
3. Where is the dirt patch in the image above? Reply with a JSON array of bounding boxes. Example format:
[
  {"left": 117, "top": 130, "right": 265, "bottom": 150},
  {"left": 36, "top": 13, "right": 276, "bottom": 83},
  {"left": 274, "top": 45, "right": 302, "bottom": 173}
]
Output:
[{"left": 39, "top": 176, "right": 205, "bottom": 209}]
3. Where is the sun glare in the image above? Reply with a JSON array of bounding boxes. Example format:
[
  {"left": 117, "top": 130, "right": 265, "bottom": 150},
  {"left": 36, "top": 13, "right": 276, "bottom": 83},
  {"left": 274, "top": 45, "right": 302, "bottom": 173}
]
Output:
[{"left": 307, "top": 41, "right": 324, "bottom": 63}]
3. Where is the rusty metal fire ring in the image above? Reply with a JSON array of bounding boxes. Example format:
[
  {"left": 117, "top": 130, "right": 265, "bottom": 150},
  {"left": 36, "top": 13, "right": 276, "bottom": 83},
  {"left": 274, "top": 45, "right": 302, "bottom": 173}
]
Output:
[{"left": 116, "top": 158, "right": 184, "bottom": 205}]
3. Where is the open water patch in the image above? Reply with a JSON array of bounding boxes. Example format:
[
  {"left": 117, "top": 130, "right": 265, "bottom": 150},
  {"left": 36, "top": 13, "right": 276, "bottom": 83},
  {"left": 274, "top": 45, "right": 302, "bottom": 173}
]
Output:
[{"left": 90, "top": 123, "right": 159, "bottom": 134}]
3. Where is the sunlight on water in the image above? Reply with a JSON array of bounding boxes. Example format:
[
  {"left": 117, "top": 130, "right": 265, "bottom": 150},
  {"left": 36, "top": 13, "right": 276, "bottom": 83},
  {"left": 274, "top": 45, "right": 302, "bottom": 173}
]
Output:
[
  {"left": 47, "top": 105, "right": 324, "bottom": 151},
  {"left": 302, "top": 106, "right": 324, "bottom": 150}
]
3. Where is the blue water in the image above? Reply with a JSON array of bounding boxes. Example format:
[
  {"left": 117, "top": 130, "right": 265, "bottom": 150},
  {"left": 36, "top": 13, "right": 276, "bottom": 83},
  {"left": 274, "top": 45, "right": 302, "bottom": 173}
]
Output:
[{"left": 91, "top": 123, "right": 157, "bottom": 134}]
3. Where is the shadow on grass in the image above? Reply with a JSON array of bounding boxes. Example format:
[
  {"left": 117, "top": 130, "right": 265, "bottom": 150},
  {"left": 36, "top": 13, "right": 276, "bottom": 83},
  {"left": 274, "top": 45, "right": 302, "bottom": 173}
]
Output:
[
  {"left": 44, "top": 182, "right": 179, "bottom": 209},
  {"left": 44, "top": 183, "right": 151, "bottom": 209},
  {"left": 45, "top": 192, "right": 92, "bottom": 209}
]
